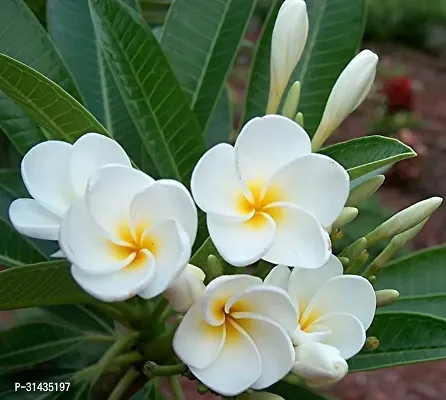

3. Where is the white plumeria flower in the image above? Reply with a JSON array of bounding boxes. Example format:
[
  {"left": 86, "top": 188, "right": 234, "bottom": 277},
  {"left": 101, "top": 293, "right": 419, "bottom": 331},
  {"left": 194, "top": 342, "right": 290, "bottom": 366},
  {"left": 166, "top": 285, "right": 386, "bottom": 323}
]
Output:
[
  {"left": 163, "top": 264, "right": 205, "bottom": 312},
  {"left": 173, "top": 275, "right": 297, "bottom": 396},
  {"left": 59, "top": 165, "right": 197, "bottom": 302},
  {"left": 191, "top": 115, "right": 349, "bottom": 268},
  {"left": 9, "top": 133, "right": 131, "bottom": 255},
  {"left": 292, "top": 342, "right": 348, "bottom": 387},
  {"left": 267, "top": 0, "right": 308, "bottom": 114},
  {"left": 265, "top": 256, "right": 376, "bottom": 360},
  {"left": 311, "top": 50, "right": 379, "bottom": 150}
]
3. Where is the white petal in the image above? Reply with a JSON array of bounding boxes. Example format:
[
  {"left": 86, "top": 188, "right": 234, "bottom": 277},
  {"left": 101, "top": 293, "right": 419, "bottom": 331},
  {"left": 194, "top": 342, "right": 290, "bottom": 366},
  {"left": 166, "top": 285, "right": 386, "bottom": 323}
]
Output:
[
  {"left": 268, "top": 154, "right": 349, "bottom": 227},
  {"left": 173, "top": 300, "right": 225, "bottom": 369},
  {"left": 189, "top": 319, "right": 261, "bottom": 396},
  {"left": 21, "top": 140, "right": 74, "bottom": 217},
  {"left": 60, "top": 198, "right": 134, "bottom": 274},
  {"left": 291, "top": 325, "right": 331, "bottom": 346},
  {"left": 130, "top": 179, "right": 197, "bottom": 245},
  {"left": 262, "top": 203, "right": 330, "bottom": 268},
  {"left": 9, "top": 199, "right": 61, "bottom": 240},
  {"left": 137, "top": 219, "right": 191, "bottom": 299},
  {"left": 235, "top": 115, "right": 311, "bottom": 185},
  {"left": 50, "top": 249, "right": 65, "bottom": 258},
  {"left": 313, "top": 313, "right": 366, "bottom": 359},
  {"left": 207, "top": 213, "right": 276, "bottom": 267},
  {"left": 234, "top": 312, "right": 294, "bottom": 390},
  {"left": 70, "top": 133, "right": 131, "bottom": 196},
  {"left": 302, "top": 275, "right": 376, "bottom": 330},
  {"left": 71, "top": 251, "right": 155, "bottom": 302},
  {"left": 85, "top": 165, "right": 153, "bottom": 240},
  {"left": 288, "top": 255, "right": 343, "bottom": 315},
  {"left": 191, "top": 143, "right": 249, "bottom": 219},
  {"left": 264, "top": 265, "right": 291, "bottom": 291},
  {"left": 202, "top": 275, "right": 262, "bottom": 325},
  {"left": 228, "top": 284, "right": 297, "bottom": 334}
]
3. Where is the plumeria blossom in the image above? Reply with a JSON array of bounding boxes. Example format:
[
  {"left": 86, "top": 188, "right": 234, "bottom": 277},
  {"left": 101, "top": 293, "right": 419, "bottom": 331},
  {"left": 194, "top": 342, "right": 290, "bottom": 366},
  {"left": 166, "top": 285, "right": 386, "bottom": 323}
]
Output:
[
  {"left": 163, "top": 264, "right": 205, "bottom": 312},
  {"left": 265, "top": 256, "right": 376, "bottom": 385},
  {"left": 191, "top": 115, "right": 349, "bottom": 268},
  {"left": 59, "top": 165, "right": 197, "bottom": 302},
  {"left": 292, "top": 342, "right": 348, "bottom": 387},
  {"left": 173, "top": 275, "right": 297, "bottom": 396},
  {"left": 9, "top": 133, "right": 131, "bottom": 255}
]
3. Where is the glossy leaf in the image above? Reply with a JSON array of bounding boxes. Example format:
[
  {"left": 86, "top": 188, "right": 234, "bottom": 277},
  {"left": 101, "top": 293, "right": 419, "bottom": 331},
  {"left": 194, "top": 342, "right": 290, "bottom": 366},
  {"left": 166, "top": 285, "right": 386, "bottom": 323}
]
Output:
[
  {"left": 375, "top": 246, "right": 446, "bottom": 319},
  {"left": 0, "top": 0, "right": 81, "bottom": 153},
  {"left": 90, "top": 0, "right": 205, "bottom": 184},
  {"left": 0, "top": 261, "right": 94, "bottom": 311},
  {"left": 161, "top": 0, "right": 256, "bottom": 131},
  {"left": 47, "top": 0, "right": 157, "bottom": 175},
  {"left": 0, "top": 322, "right": 88, "bottom": 369},
  {"left": 0, "top": 54, "right": 108, "bottom": 143},
  {"left": 350, "top": 312, "right": 446, "bottom": 371},
  {"left": 244, "top": 0, "right": 366, "bottom": 136},
  {"left": 319, "top": 136, "right": 416, "bottom": 180},
  {"left": 204, "top": 87, "right": 233, "bottom": 148}
]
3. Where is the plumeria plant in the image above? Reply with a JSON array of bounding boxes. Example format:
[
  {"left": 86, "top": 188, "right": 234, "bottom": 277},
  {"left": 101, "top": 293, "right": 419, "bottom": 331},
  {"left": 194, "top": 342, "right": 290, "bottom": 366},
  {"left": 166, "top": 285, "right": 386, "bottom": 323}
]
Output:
[{"left": 0, "top": 0, "right": 445, "bottom": 399}]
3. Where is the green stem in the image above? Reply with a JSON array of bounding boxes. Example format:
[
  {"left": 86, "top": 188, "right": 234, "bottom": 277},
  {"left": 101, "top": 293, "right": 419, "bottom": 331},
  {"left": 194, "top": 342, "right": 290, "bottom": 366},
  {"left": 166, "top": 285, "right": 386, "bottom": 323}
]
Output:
[
  {"left": 143, "top": 362, "right": 186, "bottom": 377},
  {"left": 93, "top": 303, "right": 133, "bottom": 327},
  {"left": 108, "top": 367, "right": 139, "bottom": 400},
  {"left": 148, "top": 297, "right": 169, "bottom": 325},
  {"left": 167, "top": 376, "right": 185, "bottom": 400},
  {"left": 86, "top": 334, "right": 116, "bottom": 343}
]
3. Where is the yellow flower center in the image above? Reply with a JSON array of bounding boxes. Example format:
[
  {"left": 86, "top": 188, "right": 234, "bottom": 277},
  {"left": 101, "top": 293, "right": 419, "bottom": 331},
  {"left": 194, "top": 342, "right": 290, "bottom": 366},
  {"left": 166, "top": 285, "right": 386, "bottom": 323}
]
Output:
[
  {"left": 299, "top": 308, "right": 322, "bottom": 332},
  {"left": 236, "top": 181, "right": 284, "bottom": 228},
  {"left": 108, "top": 221, "right": 158, "bottom": 270}
]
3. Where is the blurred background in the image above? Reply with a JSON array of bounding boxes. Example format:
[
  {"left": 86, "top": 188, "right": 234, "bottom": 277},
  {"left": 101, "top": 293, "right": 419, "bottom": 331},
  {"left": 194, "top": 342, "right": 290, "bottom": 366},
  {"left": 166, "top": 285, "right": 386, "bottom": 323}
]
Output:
[{"left": 2, "top": 0, "right": 446, "bottom": 398}]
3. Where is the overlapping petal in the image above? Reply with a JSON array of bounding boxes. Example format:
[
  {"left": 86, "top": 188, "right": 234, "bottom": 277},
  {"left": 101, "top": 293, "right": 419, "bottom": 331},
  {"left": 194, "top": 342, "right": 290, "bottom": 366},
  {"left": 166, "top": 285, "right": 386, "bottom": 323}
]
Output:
[{"left": 264, "top": 265, "right": 291, "bottom": 292}]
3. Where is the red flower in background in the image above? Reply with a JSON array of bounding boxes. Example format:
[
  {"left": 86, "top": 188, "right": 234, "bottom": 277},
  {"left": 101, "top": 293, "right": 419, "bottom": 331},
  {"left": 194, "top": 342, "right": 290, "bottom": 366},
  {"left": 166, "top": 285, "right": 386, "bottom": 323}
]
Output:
[{"left": 382, "top": 76, "right": 415, "bottom": 113}]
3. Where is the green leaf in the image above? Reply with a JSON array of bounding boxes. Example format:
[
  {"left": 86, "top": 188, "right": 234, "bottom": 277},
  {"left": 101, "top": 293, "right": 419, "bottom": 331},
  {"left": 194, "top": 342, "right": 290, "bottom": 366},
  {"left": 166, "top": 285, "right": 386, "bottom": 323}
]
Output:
[
  {"left": 0, "top": 54, "right": 108, "bottom": 143},
  {"left": 161, "top": 0, "right": 256, "bottom": 132},
  {"left": 244, "top": 0, "right": 366, "bottom": 136},
  {"left": 349, "top": 312, "right": 446, "bottom": 371},
  {"left": 90, "top": 0, "right": 205, "bottom": 185},
  {"left": 319, "top": 136, "right": 416, "bottom": 180},
  {"left": 204, "top": 87, "right": 233, "bottom": 148},
  {"left": 0, "top": 322, "right": 89, "bottom": 369},
  {"left": 0, "top": 261, "right": 94, "bottom": 311},
  {"left": 190, "top": 237, "right": 230, "bottom": 272},
  {"left": 269, "top": 380, "right": 337, "bottom": 400},
  {"left": 47, "top": 0, "right": 156, "bottom": 175},
  {"left": 0, "top": 0, "right": 81, "bottom": 153},
  {"left": 375, "top": 245, "right": 446, "bottom": 319}
]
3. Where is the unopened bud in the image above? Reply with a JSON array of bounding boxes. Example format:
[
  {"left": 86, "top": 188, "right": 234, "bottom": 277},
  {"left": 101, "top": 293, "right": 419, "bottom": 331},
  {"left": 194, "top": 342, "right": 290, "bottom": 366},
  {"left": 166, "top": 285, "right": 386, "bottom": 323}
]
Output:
[
  {"left": 295, "top": 112, "right": 304, "bottom": 127},
  {"left": 347, "top": 175, "right": 385, "bottom": 206},
  {"left": 333, "top": 207, "right": 359, "bottom": 229},
  {"left": 368, "top": 275, "right": 376, "bottom": 283},
  {"left": 340, "top": 237, "right": 367, "bottom": 261},
  {"left": 282, "top": 81, "right": 301, "bottom": 119},
  {"left": 207, "top": 255, "right": 223, "bottom": 280},
  {"left": 238, "top": 393, "right": 285, "bottom": 400},
  {"left": 338, "top": 257, "right": 349, "bottom": 268},
  {"left": 364, "top": 336, "right": 380, "bottom": 351},
  {"left": 376, "top": 289, "right": 400, "bottom": 307},
  {"left": 346, "top": 249, "right": 369, "bottom": 274},
  {"left": 365, "top": 197, "right": 442, "bottom": 246}
]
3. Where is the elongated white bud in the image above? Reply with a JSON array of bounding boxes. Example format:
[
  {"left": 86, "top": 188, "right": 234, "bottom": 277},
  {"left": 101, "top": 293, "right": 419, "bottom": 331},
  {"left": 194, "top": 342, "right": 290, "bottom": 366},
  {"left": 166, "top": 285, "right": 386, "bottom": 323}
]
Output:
[
  {"left": 163, "top": 264, "right": 205, "bottom": 312},
  {"left": 376, "top": 289, "right": 400, "bottom": 307},
  {"left": 267, "top": 0, "right": 308, "bottom": 114},
  {"left": 347, "top": 175, "right": 385, "bottom": 207},
  {"left": 333, "top": 207, "right": 359, "bottom": 229},
  {"left": 312, "top": 50, "right": 379, "bottom": 150},
  {"left": 282, "top": 81, "right": 301, "bottom": 119},
  {"left": 292, "top": 342, "right": 348, "bottom": 387}
]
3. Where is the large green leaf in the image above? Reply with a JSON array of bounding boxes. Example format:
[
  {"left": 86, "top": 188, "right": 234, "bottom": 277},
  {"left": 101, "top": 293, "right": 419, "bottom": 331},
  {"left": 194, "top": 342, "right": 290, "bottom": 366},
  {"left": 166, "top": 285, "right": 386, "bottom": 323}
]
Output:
[
  {"left": 269, "top": 380, "right": 336, "bottom": 400},
  {"left": 204, "top": 87, "right": 233, "bottom": 148},
  {"left": 47, "top": 0, "right": 156, "bottom": 175},
  {"left": 90, "top": 0, "right": 205, "bottom": 185},
  {"left": 0, "top": 261, "right": 94, "bottom": 311},
  {"left": 0, "top": 322, "right": 89, "bottom": 369},
  {"left": 319, "top": 136, "right": 416, "bottom": 180},
  {"left": 375, "top": 246, "right": 446, "bottom": 319},
  {"left": 349, "top": 312, "right": 446, "bottom": 371},
  {"left": 0, "top": 170, "right": 48, "bottom": 267},
  {"left": 244, "top": 0, "right": 366, "bottom": 137},
  {"left": 161, "top": 0, "right": 256, "bottom": 132},
  {"left": 0, "top": 0, "right": 81, "bottom": 153}
]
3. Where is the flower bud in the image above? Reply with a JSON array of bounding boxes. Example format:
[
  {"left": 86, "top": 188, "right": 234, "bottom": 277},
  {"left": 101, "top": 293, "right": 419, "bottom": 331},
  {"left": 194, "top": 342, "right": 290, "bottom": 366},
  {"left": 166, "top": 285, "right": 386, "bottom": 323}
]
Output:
[
  {"left": 238, "top": 393, "right": 285, "bottom": 400},
  {"left": 295, "top": 112, "right": 304, "bottom": 127},
  {"left": 347, "top": 175, "right": 385, "bottom": 207},
  {"left": 163, "top": 264, "right": 205, "bottom": 312},
  {"left": 292, "top": 342, "right": 348, "bottom": 387},
  {"left": 333, "top": 207, "right": 359, "bottom": 229},
  {"left": 365, "top": 197, "right": 442, "bottom": 246},
  {"left": 282, "top": 81, "right": 301, "bottom": 119},
  {"left": 312, "top": 50, "right": 379, "bottom": 150},
  {"left": 267, "top": 0, "right": 308, "bottom": 114},
  {"left": 376, "top": 289, "right": 400, "bottom": 308},
  {"left": 364, "top": 336, "right": 380, "bottom": 351}
]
